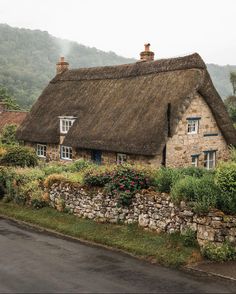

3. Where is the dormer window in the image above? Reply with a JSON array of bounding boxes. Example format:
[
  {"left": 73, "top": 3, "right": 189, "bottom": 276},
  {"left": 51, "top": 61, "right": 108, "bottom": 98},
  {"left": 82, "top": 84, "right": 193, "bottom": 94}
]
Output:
[
  {"left": 187, "top": 117, "right": 201, "bottom": 134},
  {"left": 59, "top": 116, "right": 76, "bottom": 134}
]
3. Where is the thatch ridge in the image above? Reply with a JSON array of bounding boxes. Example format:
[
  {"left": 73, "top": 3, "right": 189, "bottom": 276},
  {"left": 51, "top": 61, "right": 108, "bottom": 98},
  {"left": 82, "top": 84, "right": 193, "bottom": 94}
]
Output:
[
  {"left": 16, "top": 53, "right": 236, "bottom": 155},
  {"left": 52, "top": 53, "right": 206, "bottom": 82}
]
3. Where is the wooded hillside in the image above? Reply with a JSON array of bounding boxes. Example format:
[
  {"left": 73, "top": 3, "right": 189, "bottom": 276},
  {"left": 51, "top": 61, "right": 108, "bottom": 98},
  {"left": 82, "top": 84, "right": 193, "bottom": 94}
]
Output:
[{"left": 0, "top": 24, "right": 235, "bottom": 108}]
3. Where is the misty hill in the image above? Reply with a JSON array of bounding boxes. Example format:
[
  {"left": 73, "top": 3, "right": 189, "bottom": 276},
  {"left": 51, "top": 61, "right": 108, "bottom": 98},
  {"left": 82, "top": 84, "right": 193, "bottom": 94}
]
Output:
[
  {"left": 0, "top": 24, "right": 135, "bottom": 108},
  {"left": 0, "top": 24, "right": 235, "bottom": 108}
]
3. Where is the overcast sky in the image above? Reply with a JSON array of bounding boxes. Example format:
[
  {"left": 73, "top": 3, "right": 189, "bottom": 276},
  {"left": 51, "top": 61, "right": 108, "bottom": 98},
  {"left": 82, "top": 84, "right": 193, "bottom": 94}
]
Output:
[{"left": 0, "top": 0, "right": 235, "bottom": 65}]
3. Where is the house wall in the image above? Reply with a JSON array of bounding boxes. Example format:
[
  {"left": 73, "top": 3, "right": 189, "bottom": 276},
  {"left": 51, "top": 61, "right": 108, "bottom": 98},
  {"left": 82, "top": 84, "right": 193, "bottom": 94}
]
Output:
[{"left": 165, "top": 94, "right": 229, "bottom": 168}]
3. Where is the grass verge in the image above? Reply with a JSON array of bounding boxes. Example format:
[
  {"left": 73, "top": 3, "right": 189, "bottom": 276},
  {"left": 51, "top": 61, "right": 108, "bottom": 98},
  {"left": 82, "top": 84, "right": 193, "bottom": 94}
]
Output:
[{"left": 0, "top": 202, "right": 201, "bottom": 268}]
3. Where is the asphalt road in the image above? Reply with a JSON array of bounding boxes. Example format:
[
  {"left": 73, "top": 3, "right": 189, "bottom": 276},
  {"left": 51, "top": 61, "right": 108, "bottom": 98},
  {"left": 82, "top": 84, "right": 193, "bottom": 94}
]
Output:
[{"left": 0, "top": 218, "right": 236, "bottom": 293}]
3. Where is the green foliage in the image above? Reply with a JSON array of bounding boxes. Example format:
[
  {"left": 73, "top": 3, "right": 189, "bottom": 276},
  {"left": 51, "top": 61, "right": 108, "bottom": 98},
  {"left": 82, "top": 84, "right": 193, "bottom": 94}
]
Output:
[
  {"left": 0, "top": 86, "right": 21, "bottom": 110},
  {"left": 44, "top": 174, "right": 68, "bottom": 188},
  {"left": 215, "top": 162, "right": 236, "bottom": 194},
  {"left": 181, "top": 228, "right": 197, "bottom": 247},
  {"left": 178, "top": 166, "right": 210, "bottom": 178},
  {"left": 0, "top": 24, "right": 135, "bottom": 108},
  {"left": 202, "top": 242, "right": 236, "bottom": 261},
  {"left": 42, "top": 160, "right": 94, "bottom": 176},
  {"left": 1, "top": 124, "right": 18, "bottom": 145},
  {"left": 154, "top": 167, "right": 209, "bottom": 194},
  {"left": 171, "top": 176, "right": 196, "bottom": 203},
  {"left": 72, "top": 159, "right": 96, "bottom": 172},
  {"left": 229, "top": 146, "right": 236, "bottom": 162},
  {"left": 84, "top": 166, "right": 113, "bottom": 187},
  {"left": 192, "top": 176, "right": 219, "bottom": 214},
  {"left": 230, "top": 72, "right": 236, "bottom": 95},
  {"left": 224, "top": 95, "right": 236, "bottom": 122},
  {"left": 31, "top": 198, "right": 47, "bottom": 209},
  {"left": 0, "top": 146, "right": 38, "bottom": 167},
  {"left": 106, "top": 165, "right": 150, "bottom": 195},
  {"left": 154, "top": 168, "right": 180, "bottom": 193},
  {"left": 215, "top": 162, "right": 236, "bottom": 214},
  {"left": 171, "top": 175, "right": 219, "bottom": 214},
  {"left": 84, "top": 165, "right": 150, "bottom": 206}
]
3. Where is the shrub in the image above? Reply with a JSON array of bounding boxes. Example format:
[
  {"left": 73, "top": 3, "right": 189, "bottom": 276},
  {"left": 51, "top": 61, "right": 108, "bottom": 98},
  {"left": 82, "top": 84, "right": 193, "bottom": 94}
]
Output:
[
  {"left": 31, "top": 198, "right": 47, "bottom": 209},
  {"left": 14, "top": 167, "right": 45, "bottom": 183},
  {"left": 181, "top": 228, "right": 197, "bottom": 247},
  {"left": 178, "top": 166, "right": 210, "bottom": 178},
  {"left": 84, "top": 166, "right": 114, "bottom": 187},
  {"left": 72, "top": 159, "right": 95, "bottom": 172},
  {"left": 171, "top": 175, "right": 219, "bottom": 214},
  {"left": 202, "top": 242, "right": 236, "bottom": 261},
  {"left": 215, "top": 162, "right": 236, "bottom": 194},
  {"left": 107, "top": 165, "right": 149, "bottom": 193},
  {"left": 171, "top": 176, "right": 196, "bottom": 203},
  {"left": 154, "top": 168, "right": 180, "bottom": 193},
  {"left": 215, "top": 162, "right": 236, "bottom": 215},
  {"left": 0, "top": 146, "right": 38, "bottom": 167},
  {"left": 0, "top": 166, "right": 16, "bottom": 199},
  {"left": 0, "top": 146, "right": 7, "bottom": 158},
  {"left": 229, "top": 145, "right": 236, "bottom": 162},
  {"left": 217, "top": 191, "right": 236, "bottom": 215},
  {"left": 192, "top": 176, "right": 219, "bottom": 214},
  {"left": 44, "top": 174, "right": 68, "bottom": 188},
  {"left": 0, "top": 124, "right": 18, "bottom": 145}
]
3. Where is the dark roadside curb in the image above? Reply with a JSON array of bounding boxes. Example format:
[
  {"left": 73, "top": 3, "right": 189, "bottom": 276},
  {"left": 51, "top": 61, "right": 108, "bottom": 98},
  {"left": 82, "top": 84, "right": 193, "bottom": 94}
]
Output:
[
  {"left": 183, "top": 264, "right": 236, "bottom": 282},
  {"left": 1, "top": 213, "right": 236, "bottom": 283}
]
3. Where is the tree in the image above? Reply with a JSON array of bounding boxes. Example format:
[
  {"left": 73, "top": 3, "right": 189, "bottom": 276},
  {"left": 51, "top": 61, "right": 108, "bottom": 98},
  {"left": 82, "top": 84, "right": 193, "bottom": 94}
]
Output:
[
  {"left": 224, "top": 95, "right": 236, "bottom": 123},
  {"left": 0, "top": 124, "right": 18, "bottom": 145},
  {"left": 0, "top": 86, "right": 21, "bottom": 110},
  {"left": 230, "top": 72, "right": 236, "bottom": 95}
]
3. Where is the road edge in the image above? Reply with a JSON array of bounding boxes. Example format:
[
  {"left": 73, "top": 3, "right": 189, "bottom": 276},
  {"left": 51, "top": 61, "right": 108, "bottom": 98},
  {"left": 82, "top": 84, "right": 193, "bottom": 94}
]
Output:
[{"left": 1, "top": 213, "right": 236, "bottom": 283}]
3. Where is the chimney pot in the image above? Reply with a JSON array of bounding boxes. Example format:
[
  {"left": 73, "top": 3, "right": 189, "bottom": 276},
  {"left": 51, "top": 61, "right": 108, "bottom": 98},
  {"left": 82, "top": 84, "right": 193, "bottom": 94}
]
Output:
[
  {"left": 144, "top": 43, "right": 150, "bottom": 52},
  {"left": 140, "top": 43, "right": 154, "bottom": 61},
  {"left": 56, "top": 56, "right": 69, "bottom": 75}
]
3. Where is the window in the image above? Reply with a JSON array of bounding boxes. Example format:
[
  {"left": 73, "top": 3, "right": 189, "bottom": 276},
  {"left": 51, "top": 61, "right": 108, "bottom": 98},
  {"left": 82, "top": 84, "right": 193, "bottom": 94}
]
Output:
[
  {"left": 187, "top": 119, "right": 199, "bottom": 134},
  {"left": 36, "top": 144, "right": 46, "bottom": 158},
  {"left": 91, "top": 150, "right": 102, "bottom": 164},
  {"left": 59, "top": 117, "right": 76, "bottom": 134},
  {"left": 61, "top": 146, "right": 72, "bottom": 160},
  {"left": 191, "top": 155, "right": 199, "bottom": 167},
  {"left": 117, "top": 153, "right": 127, "bottom": 164},
  {"left": 204, "top": 151, "right": 216, "bottom": 170}
]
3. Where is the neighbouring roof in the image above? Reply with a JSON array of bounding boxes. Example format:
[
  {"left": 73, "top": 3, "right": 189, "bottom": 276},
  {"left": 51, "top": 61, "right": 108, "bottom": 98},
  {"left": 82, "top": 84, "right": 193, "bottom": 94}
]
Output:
[
  {"left": 0, "top": 111, "right": 28, "bottom": 132},
  {"left": 16, "top": 53, "right": 236, "bottom": 155}
]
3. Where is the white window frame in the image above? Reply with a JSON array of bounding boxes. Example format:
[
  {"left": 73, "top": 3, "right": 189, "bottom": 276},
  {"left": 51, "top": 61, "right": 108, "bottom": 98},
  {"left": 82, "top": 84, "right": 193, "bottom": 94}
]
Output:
[
  {"left": 117, "top": 153, "right": 127, "bottom": 164},
  {"left": 187, "top": 119, "right": 199, "bottom": 134},
  {"left": 61, "top": 145, "right": 73, "bottom": 160},
  {"left": 59, "top": 117, "right": 76, "bottom": 134},
  {"left": 191, "top": 155, "right": 199, "bottom": 167},
  {"left": 36, "top": 144, "right": 46, "bottom": 158},
  {"left": 204, "top": 151, "right": 216, "bottom": 170}
]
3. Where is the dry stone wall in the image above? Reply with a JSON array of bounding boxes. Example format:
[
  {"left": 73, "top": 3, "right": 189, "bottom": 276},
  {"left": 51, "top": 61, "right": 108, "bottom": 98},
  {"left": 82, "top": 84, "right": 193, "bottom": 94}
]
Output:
[{"left": 49, "top": 183, "right": 236, "bottom": 248}]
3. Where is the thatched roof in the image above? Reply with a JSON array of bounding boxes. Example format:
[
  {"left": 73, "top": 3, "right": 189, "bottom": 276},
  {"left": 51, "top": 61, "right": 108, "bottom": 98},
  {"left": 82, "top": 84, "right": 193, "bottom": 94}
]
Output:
[
  {"left": 0, "top": 111, "right": 27, "bottom": 132},
  {"left": 16, "top": 53, "right": 236, "bottom": 155}
]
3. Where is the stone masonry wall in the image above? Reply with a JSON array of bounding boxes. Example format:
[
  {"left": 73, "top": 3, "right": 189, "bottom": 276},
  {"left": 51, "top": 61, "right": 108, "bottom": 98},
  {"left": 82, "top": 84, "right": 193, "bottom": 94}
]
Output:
[
  {"left": 166, "top": 94, "right": 229, "bottom": 168},
  {"left": 49, "top": 183, "right": 236, "bottom": 248}
]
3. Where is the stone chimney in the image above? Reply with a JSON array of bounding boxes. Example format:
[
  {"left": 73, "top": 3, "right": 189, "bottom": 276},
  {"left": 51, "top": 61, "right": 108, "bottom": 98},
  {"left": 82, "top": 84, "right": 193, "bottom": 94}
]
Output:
[
  {"left": 56, "top": 57, "right": 69, "bottom": 75},
  {"left": 140, "top": 43, "right": 154, "bottom": 61}
]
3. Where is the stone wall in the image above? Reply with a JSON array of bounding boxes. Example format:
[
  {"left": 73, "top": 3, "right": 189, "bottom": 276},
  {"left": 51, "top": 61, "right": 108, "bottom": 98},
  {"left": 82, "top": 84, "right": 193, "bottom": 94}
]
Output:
[
  {"left": 166, "top": 94, "right": 229, "bottom": 168},
  {"left": 49, "top": 183, "right": 236, "bottom": 248}
]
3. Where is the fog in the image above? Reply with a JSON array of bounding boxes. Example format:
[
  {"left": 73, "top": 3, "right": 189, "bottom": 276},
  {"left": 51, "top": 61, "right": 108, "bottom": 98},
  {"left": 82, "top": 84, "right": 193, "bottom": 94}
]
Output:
[{"left": 0, "top": 0, "right": 235, "bottom": 65}]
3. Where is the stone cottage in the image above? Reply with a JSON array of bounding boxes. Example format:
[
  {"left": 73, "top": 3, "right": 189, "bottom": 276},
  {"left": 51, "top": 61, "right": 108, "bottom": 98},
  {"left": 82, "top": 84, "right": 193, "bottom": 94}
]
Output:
[{"left": 16, "top": 44, "right": 236, "bottom": 168}]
